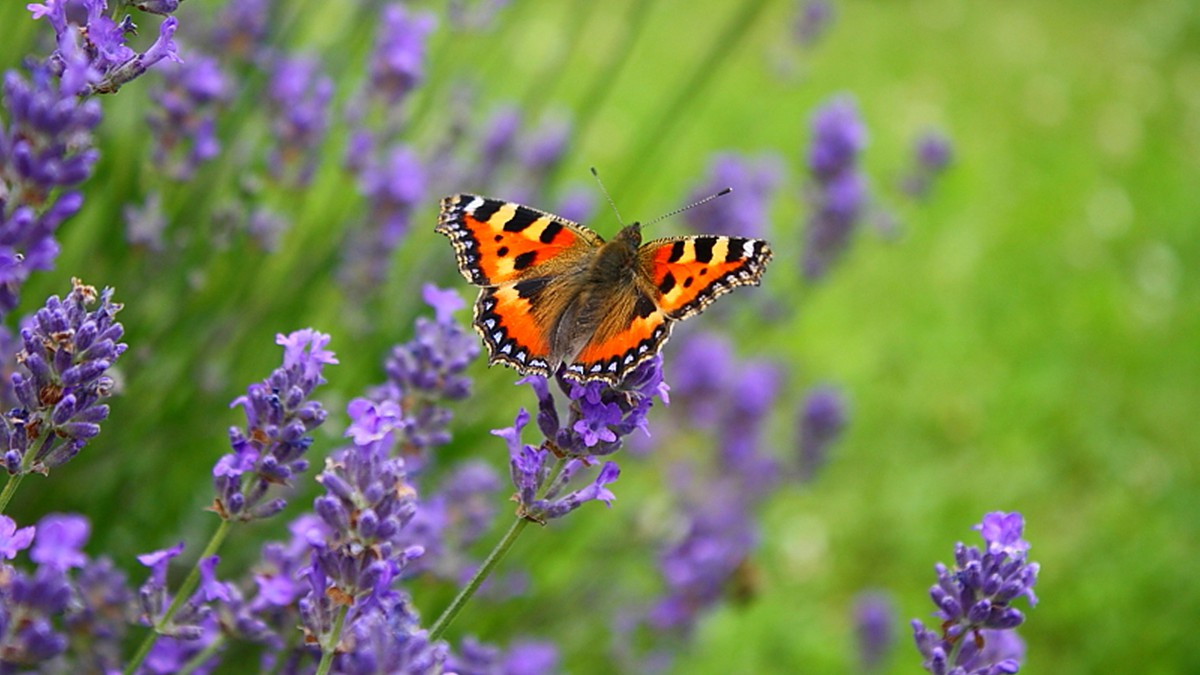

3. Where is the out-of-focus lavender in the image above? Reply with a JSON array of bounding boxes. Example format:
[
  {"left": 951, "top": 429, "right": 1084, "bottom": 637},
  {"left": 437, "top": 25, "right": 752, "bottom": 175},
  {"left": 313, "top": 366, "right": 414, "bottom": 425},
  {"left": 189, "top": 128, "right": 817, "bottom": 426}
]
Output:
[
  {"left": 912, "top": 512, "right": 1039, "bottom": 675},
  {"left": 147, "top": 52, "right": 230, "bottom": 180},
  {"left": 803, "top": 94, "right": 868, "bottom": 281},
  {"left": 1, "top": 280, "right": 125, "bottom": 476},
  {"left": 265, "top": 56, "right": 333, "bottom": 187},
  {"left": 794, "top": 0, "right": 835, "bottom": 47},
  {"left": 798, "top": 384, "right": 848, "bottom": 481},
  {"left": 901, "top": 130, "right": 954, "bottom": 199},
  {"left": 211, "top": 329, "right": 336, "bottom": 522},
  {"left": 341, "top": 144, "right": 427, "bottom": 291},
  {"left": 683, "top": 152, "right": 783, "bottom": 241},
  {"left": 854, "top": 591, "right": 897, "bottom": 671}
]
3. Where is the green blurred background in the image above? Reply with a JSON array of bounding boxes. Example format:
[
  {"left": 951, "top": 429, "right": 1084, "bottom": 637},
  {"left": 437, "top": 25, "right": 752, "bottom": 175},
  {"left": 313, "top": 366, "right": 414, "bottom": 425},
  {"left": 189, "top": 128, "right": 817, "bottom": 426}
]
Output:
[{"left": 2, "top": 0, "right": 1198, "bottom": 672}]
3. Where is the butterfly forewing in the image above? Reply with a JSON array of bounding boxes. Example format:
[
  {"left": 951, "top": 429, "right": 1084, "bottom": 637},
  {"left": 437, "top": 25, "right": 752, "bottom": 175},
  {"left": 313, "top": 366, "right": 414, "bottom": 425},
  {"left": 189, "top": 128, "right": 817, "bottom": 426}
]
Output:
[{"left": 637, "top": 235, "right": 773, "bottom": 319}]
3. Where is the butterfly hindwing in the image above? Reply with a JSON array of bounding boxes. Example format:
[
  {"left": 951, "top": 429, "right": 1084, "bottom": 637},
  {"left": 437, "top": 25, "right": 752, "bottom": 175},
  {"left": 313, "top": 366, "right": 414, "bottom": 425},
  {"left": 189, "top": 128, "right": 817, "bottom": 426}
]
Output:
[
  {"left": 436, "top": 194, "right": 602, "bottom": 286},
  {"left": 638, "top": 235, "right": 772, "bottom": 319},
  {"left": 567, "top": 285, "right": 674, "bottom": 383}
]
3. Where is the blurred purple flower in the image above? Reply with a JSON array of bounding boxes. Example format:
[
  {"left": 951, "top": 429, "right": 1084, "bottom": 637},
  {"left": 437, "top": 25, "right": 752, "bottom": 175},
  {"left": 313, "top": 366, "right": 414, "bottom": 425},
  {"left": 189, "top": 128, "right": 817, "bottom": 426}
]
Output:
[
  {"left": 803, "top": 95, "right": 868, "bottom": 281},
  {"left": 797, "top": 384, "right": 847, "bottom": 481},
  {"left": 265, "top": 55, "right": 333, "bottom": 186},
  {"left": 794, "top": 0, "right": 835, "bottom": 47},
  {"left": 211, "top": 0, "right": 273, "bottom": 62},
  {"left": 912, "top": 512, "right": 1039, "bottom": 675},
  {"left": 30, "top": 513, "right": 89, "bottom": 570},
  {"left": 211, "top": 328, "right": 335, "bottom": 522},
  {"left": 124, "top": 191, "right": 167, "bottom": 251},
  {"left": 341, "top": 144, "right": 427, "bottom": 290},
  {"left": 366, "top": 5, "right": 437, "bottom": 106},
  {"left": 0, "top": 565, "right": 72, "bottom": 662},
  {"left": 901, "top": 130, "right": 953, "bottom": 200},
  {"left": 2, "top": 280, "right": 125, "bottom": 475},
  {"left": 0, "top": 515, "right": 35, "bottom": 559},
  {"left": 447, "top": 636, "right": 560, "bottom": 675},
  {"left": 147, "top": 52, "right": 230, "bottom": 179},
  {"left": 854, "top": 591, "right": 896, "bottom": 671},
  {"left": 683, "top": 152, "right": 783, "bottom": 240}
]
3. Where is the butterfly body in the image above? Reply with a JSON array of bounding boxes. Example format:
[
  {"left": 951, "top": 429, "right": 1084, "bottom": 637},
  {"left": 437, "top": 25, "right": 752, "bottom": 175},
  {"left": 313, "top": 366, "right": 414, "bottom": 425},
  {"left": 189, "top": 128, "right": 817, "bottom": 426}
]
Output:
[{"left": 437, "top": 194, "right": 771, "bottom": 384}]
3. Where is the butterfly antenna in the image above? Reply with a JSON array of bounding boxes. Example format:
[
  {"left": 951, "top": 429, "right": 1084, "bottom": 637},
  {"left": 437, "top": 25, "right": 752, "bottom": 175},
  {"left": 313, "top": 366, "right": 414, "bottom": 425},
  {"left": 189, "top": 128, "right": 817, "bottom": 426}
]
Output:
[
  {"left": 642, "top": 187, "right": 733, "bottom": 229},
  {"left": 591, "top": 167, "right": 626, "bottom": 227}
]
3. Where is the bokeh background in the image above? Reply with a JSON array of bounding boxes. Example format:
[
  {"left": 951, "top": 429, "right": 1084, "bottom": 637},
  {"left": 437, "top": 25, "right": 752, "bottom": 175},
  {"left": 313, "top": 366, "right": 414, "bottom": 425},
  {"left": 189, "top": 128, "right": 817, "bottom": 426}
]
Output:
[{"left": 2, "top": 0, "right": 1197, "bottom": 672}]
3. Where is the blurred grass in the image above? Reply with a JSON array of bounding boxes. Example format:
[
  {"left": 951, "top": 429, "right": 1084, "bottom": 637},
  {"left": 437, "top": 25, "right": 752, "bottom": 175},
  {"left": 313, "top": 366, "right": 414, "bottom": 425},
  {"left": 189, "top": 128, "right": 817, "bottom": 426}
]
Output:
[{"left": 2, "top": 0, "right": 1199, "bottom": 672}]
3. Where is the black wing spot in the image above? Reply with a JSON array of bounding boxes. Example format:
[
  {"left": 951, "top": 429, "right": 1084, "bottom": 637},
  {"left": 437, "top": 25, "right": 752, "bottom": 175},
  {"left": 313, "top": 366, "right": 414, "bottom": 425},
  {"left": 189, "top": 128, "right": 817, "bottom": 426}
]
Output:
[
  {"left": 513, "top": 250, "right": 537, "bottom": 270},
  {"left": 504, "top": 206, "right": 540, "bottom": 232},
  {"left": 725, "top": 238, "right": 747, "bottom": 262},
  {"left": 633, "top": 294, "right": 657, "bottom": 319},
  {"left": 698, "top": 268, "right": 708, "bottom": 276},
  {"left": 658, "top": 271, "right": 676, "bottom": 295},
  {"left": 493, "top": 234, "right": 504, "bottom": 242},
  {"left": 540, "top": 220, "right": 564, "bottom": 244},
  {"left": 694, "top": 238, "right": 716, "bottom": 263},
  {"left": 683, "top": 276, "right": 694, "bottom": 288},
  {"left": 497, "top": 246, "right": 509, "bottom": 257},
  {"left": 668, "top": 240, "right": 687, "bottom": 263},
  {"left": 514, "top": 277, "right": 550, "bottom": 300},
  {"left": 473, "top": 199, "right": 502, "bottom": 222}
]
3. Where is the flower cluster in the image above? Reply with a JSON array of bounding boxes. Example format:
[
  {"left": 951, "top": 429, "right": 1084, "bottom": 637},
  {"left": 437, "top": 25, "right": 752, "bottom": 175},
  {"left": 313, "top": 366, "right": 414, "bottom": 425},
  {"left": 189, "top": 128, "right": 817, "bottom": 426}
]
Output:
[
  {"left": 211, "top": 329, "right": 336, "bottom": 522},
  {"left": 797, "top": 384, "right": 847, "bottom": 481},
  {"left": 2, "top": 279, "right": 125, "bottom": 476},
  {"left": 912, "top": 512, "right": 1039, "bottom": 675},
  {"left": 147, "top": 53, "right": 231, "bottom": 180},
  {"left": 0, "top": 69, "right": 101, "bottom": 313},
  {"left": 803, "top": 94, "right": 868, "bottom": 281},
  {"left": 28, "top": 0, "right": 180, "bottom": 97},
  {"left": 265, "top": 56, "right": 333, "bottom": 187}
]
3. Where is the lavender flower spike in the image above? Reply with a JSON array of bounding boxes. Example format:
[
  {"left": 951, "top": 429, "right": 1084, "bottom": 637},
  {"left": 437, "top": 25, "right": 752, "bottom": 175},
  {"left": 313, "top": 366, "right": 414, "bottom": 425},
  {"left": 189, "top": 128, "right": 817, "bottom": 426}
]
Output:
[
  {"left": 803, "top": 94, "right": 868, "bottom": 281},
  {"left": 211, "top": 329, "right": 336, "bottom": 522},
  {"left": 912, "top": 512, "right": 1039, "bottom": 675},
  {"left": 2, "top": 279, "right": 125, "bottom": 476}
]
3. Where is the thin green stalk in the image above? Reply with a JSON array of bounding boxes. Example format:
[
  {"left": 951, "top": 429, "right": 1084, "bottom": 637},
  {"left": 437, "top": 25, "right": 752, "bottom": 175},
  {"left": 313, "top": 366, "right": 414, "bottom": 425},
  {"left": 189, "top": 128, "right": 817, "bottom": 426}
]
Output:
[
  {"left": 428, "top": 456, "right": 568, "bottom": 642},
  {"left": 315, "top": 604, "right": 351, "bottom": 675},
  {"left": 611, "top": 0, "right": 772, "bottom": 197},
  {"left": 123, "top": 519, "right": 233, "bottom": 675},
  {"left": 0, "top": 434, "right": 55, "bottom": 513}
]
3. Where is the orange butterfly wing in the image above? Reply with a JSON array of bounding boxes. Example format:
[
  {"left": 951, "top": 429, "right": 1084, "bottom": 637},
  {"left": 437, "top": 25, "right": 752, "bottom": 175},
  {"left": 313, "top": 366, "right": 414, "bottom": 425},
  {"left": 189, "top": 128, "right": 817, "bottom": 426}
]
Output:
[
  {"left": 566, "top": 235, "right": 772, "bottom": 383},
  {"left": 436, "top": 194, "right": 602, "bottom": 376}
]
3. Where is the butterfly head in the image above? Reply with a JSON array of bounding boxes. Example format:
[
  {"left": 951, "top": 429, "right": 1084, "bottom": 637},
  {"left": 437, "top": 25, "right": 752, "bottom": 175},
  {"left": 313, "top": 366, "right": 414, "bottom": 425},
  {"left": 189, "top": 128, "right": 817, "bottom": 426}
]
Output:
[{"left": 613, "top": 222, "right": 643, "bottom": 248}]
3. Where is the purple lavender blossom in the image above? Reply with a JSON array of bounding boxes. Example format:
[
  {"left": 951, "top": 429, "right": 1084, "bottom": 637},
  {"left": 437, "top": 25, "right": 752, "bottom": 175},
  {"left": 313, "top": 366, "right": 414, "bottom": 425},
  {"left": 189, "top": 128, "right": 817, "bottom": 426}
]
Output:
[
  {"left": 0, "top": 564, "right": 72, "bottom": 661},
  {"left": 901, "top": 130, "right": 954, "bottom": 199},
  {"left": 0, "top": 68, "right": 102, "bottom": 312},
  {"left": 211, "top": 329, "right": 335, "bottom": 522},
  {"left": 2, "top": 280, "right": 125, "bottom": 475},
  {"left": 447, "top": 636, "right": 560, "bottom": 675},
  {"left": 67, "top": 553, "right": 133, "bottom": 671},
  {"left": 912, "top": 512, "right": 1039, "bottom": 675},
  {"left": 472, "top": 105, "right": 522, "bottom": 188},
  {"left": 364, "top": 284, "right": 479, "bottom": 467},
  {"left": 30, "top": 513, "right": 89, "bottom": 570},
  {"left": 265, "top": 55, "right": 333, "bottom": 186},
  {"left": 28, "top": 1, "right": 181, "bottom": 96},
  {"left": 794, "top": 0, "right": 835, "bottom": 47},
  {"left": 147, "top": 52, "right": 230, "bottom": 179},
  {"left": 854, "top": 591, "right": 896, "bottom": 671},
  {"left": 803, "top": 95, "right": 868, "bottom": 281},
  {"left": 797, "top": 384, "right": 847, "bottom": 481},
  {"left": 495, "top": 408, "right": 621, "bottom": 522},
  {"left": 0, "top": 515, "right": 35, "bottom": 559},
  {"left": 683, "top": 152, "right": 783, "bottom": 240},
  {"left": 366, "top": 5, "right": 437, "bottom": 107},
  {"left": 211, "top": 0, "right": 273, "bottom": 62},
  {"left": 341, "top": 144, "right": 427, "bottom": 290}
]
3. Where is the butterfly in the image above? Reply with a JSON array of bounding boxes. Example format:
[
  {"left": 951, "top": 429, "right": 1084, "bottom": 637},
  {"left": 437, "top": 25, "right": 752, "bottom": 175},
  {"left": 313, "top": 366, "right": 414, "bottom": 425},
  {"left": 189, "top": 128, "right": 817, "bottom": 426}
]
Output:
[{"left": 436, "top": 194, "right": 772, "bottom": 384}]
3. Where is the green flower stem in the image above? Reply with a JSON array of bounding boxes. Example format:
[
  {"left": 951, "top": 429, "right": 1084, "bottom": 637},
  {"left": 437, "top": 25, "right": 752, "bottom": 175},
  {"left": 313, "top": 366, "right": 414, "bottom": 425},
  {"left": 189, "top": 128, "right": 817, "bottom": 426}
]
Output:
[
  {"left": 0, "top": 434, "right": 55, "bottom": 514},
  {"left": 611, "top": 0, "right": 771, "bottom": 197},
  {"left": 315, "top": 604, "right": 351, "bottom": 675},
  {"left": 123, "top": 519, "right": 233, "bottom": 675},
  {"left": 428, "top": 456, "right": 567, "bottom": 642}
]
